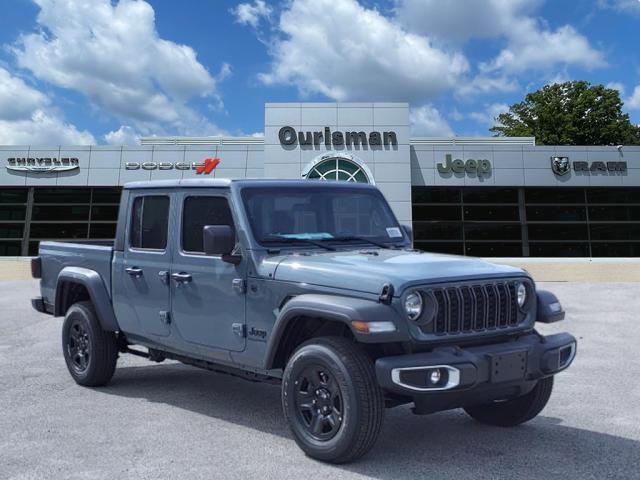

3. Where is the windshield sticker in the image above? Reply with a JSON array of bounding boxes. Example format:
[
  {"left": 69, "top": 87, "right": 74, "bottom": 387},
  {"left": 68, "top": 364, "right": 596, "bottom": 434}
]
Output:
[
  {"left": 386, "top": 227, "right": 402, "bottom": 238},
  {"left": 278, "top": 233, "right": 334, "bottom": 240}
]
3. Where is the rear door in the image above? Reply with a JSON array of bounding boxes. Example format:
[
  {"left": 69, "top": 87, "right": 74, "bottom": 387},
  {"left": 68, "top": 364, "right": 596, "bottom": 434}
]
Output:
[
  {"left": 114, "top": 192, "right": 172, "bottom": 337},
  {"left": 169, "top": 190, "right": 246, "bottom": 352}
]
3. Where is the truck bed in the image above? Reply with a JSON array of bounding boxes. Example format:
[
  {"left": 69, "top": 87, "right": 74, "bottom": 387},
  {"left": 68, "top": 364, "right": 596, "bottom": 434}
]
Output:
[{"left": 38, "top": 241, "right": 114, "bottom": 311}]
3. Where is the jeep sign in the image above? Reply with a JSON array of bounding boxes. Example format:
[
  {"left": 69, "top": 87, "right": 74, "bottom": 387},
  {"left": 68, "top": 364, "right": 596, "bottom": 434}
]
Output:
[{"left": 437, "top": 154, "right": 491, "bottom": 176}]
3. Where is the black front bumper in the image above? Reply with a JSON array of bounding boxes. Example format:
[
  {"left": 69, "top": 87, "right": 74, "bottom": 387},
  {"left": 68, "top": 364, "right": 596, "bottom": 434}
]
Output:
[{"left": 375, "top": 332, "right": 576, "bottom": 414}]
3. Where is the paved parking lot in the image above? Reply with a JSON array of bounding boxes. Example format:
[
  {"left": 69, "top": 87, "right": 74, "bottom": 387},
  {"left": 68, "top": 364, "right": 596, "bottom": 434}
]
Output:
[{"left": 1, "top": 280, "right": 639, "bottom": 480}]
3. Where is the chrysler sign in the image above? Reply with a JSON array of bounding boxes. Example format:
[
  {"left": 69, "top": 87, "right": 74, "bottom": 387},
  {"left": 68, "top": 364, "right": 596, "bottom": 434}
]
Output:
[{"left": 6, "top": 157, "right": 79, "bottom": 173}]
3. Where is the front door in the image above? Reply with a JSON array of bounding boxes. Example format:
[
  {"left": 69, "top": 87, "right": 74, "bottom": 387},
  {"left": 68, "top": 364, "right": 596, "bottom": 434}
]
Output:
[
  {"left": 117, "top": 192, "right": 172, "bottom": 337},
  {"left": 170, "top": 191, "right": 246, "bottom": 352}
]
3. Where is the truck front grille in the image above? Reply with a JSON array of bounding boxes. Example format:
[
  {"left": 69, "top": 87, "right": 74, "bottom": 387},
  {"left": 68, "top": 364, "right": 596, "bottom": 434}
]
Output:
[{"left": 427, "top": 281, "right": 525, "bottom": 335}]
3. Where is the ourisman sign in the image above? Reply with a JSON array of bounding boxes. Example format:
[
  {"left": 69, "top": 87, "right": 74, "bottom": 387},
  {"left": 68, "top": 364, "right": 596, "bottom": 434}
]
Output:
[{"left": 279, "top": 126, "right": 398, "bottom": 147}]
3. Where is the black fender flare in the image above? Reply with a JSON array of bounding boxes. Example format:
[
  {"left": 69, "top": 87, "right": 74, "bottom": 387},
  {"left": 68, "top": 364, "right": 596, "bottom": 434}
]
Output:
[
  {"left": 55, "top": 267, "right": 120, "bottom": 331},
  {"left": 263, "top": 294, "right": 406, "bottom": 370}
]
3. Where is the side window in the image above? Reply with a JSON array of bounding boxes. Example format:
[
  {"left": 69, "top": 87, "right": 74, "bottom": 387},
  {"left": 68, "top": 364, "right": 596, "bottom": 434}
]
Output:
[
  {"left": 182, "top": 196, "right": 234, "bottom": 254},
  {"left": 130, "top": 195, "right": 170, "bottom": 250}
]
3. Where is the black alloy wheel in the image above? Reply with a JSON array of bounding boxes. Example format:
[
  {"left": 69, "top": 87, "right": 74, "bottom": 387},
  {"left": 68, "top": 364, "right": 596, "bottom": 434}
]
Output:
[
  {"left": 67, "top": 318, "right": 91, "bottom": 374},
  {"left": 293, "top": 365, "right": 344, "bottom": 441}
]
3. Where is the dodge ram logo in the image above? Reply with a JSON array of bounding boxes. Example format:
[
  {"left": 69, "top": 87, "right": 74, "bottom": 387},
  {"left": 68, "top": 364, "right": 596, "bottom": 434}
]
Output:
[{"left": 551, "top": 156, "right": 570, "bottom": 176}]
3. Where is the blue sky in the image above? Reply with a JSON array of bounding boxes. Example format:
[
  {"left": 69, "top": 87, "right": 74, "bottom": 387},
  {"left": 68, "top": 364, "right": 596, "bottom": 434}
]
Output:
[{"left": 0, "top": 0, "right": 639, "bottom": 144}]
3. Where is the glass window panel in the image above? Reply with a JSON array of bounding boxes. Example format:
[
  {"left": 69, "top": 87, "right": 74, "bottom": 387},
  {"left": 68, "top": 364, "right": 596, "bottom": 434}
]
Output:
[
  {"left": 28, "top": 241, "right": 39, "bottom": 256},
  {"left": 412, "top": 187, "right": 461, "bottom": 204},
  {"left": 414, "top": 241, "right": 464, "bottom": 255},
  {"left": 586, "top": 188, "right": 640, "bottom": 203},
  {"left": 528, "top": 223, "right": 588, "bottom": 240},
  {"left": 33, "top": 188, "right": 90, "bottom": 203},
  {"left": 464, "top": 223, "right": 522, "bottom": 241},
  {"left": 182, "top": 196, "right": 234, "bottom": 253},
  {"left": 0, "top": 188, "right": 27, "bottom": 204},
  {"left": 91, "top": 188, "right": 122, "bottom": 203},
  {"left": 0, "top": 205, "right": 26, "bottom": 220},
  {"left": 29, "top": 223, "right": 88, "bottom": 239},
  {"left": 413, "top": 222, "right": 462, "bottom": 240},
  {"left": 413, "top": 205, "right": 461, "bottom": 221},
  {"left": 91, "top": 205, "right": 119, "bottom": 221},
  {"left": 464, "top": 205, "right": 520, "bottom": 221},
  {"left": 529, "top": 243, "right": 589, "bottom": 257},
  {"left": 590, "top": 224, "right": 640, "bottom": 241},
  {"left": 130, "top": 196, "right": 170, "bottom": 249},
  {"left": 339, "top": 159, "right": 359, "bottom": 175},
  {"left": 0, "top": 224, "right": 24, "bottom": 239},
  {"left": 525, "top": 188, "right": 584, "bottom": 204},
  {"left": 465, "top": 243, "right": 523, "bottom": 257},
  {"left": 588, "top": 206, "right": 640, "bottom": 222},
  {"left": 591, "top": 243, "right": 640, "bottom": 257},
  {"left": 526, "top": 205, "right": 587, "bottom": 221},
  {"left": 0, "top": 241, "right": 21, "bottom": 256},
  {"left": 31, "top": 205, "right": 89, "bottom": 221},
  {"left": 89, "top": 223, "right": 117, "bottom": 239},
  {"left": 463, "top": 188, "right": 518, "bottom": 203}
]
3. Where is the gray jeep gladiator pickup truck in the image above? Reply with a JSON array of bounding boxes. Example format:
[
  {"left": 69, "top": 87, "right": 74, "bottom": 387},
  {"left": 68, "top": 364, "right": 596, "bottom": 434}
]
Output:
[{"left": 31, "top": 179, "right": 576, "bottom": 463}]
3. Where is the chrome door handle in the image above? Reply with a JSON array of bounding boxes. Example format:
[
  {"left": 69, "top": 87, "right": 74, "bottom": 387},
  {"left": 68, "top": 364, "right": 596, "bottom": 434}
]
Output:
[
  {"left": 125, "top": 267, "right": 143, "bottom": 278},
  {"left": 171, "top": 272, "right": 192, "bottom": 285}
]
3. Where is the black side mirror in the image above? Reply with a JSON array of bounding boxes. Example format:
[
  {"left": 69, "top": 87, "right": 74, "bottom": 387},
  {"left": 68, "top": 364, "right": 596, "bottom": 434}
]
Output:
[{"left": 203, "top": 225, "right": 241, "bottom": 265}]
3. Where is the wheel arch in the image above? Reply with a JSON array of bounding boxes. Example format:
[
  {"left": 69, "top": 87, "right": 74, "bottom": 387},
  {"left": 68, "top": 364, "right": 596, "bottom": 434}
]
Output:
[
  {"left": 263, "top": 293, "right": 403, "bottom": 370},
  {"left": 55, "top": 267, "right": 120, "bottom": 331}
]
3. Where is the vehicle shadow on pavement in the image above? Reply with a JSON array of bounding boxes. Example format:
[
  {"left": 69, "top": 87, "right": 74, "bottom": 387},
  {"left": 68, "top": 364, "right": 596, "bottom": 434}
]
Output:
[{"left": 104, "top": 363, "right": 639, "bottom": 479}]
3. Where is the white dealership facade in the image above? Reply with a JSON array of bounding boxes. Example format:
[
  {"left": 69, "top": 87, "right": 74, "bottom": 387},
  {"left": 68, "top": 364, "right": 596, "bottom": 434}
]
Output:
[{"left": 1, "top": 103, "right": 638, "bottom": 257}]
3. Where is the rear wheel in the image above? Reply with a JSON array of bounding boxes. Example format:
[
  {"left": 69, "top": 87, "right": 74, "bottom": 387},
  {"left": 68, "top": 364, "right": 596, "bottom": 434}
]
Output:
[
  {"left": 62, "top": 301, "right": 118, "bottom": 386},
  {"left": 282, "top": 336, "right": 384, "bottom": 464},
  {"left": 464, "top": 376, "right": 554, "bottom": 427}
]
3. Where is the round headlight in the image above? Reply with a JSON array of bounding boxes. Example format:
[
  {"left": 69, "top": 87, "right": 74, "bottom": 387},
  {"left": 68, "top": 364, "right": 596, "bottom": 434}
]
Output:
[
  {"left": 516, "top": 282, "right": 527, "bottom": 308},
  {"left": 404, "top": 292, "right": 423, "bottom": 320}
]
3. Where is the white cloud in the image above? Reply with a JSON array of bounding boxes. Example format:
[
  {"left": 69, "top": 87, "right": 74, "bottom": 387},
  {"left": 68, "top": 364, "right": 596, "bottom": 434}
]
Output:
[
  {"left": 0, "top": 66, "right": 95, "bottom": 144},
  {"left": 456, "top": 74, "right": 519, "bottom": 97},
  {"left": 0, "top": 68, "right": 49, "bottom": 120},
  {"left": 258, "top": 0, "right": 468, "bottom": 102},
  {"left": 599, "top": 0, "right": 640, "bottom": 14},
  {"left": 231, "top": 0, "right": 272, "bottom": 27},
  {"left": 13, "top": 0, "right": 225, "bottom": 135},
  {"left": 410, "top": 105, "right": 454, "bottom": 136},
  {"left": 483, "top": 21, "right": 605, "bottom": 73},
  {"left": 104, "top": 125, "right": 139, "bottom": 145},
  {"left": 0, "top": 110, "right": 95, "bottom": 144},
  {"left": 468, "top": 103, "right": 509, "bottom": 126},
  {"left": 626, "top": 85, "right": 640, "bottom": 110},
  {"left": 607, "top": 82, "right": 626, "bottom": 95},
  {"left": 396, "top": 0, "right": 604, "bottom": 88},
  {"left": 395, "top": 0, "right": 538, "bottom": 43}
]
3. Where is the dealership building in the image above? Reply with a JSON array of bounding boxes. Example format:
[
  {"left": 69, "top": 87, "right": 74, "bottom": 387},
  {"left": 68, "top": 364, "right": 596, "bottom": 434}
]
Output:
[{"left": 1, "top": 102, "right": 639, "bottom": 257}]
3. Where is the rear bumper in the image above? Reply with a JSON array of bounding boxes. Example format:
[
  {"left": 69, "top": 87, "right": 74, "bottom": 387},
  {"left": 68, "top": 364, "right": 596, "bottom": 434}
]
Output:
[
  {"left": 31, "top": 297, "right": 48, "bottom": 314},
  {"left": 375, "top": 332, "right": 576, "bottom": 413}
]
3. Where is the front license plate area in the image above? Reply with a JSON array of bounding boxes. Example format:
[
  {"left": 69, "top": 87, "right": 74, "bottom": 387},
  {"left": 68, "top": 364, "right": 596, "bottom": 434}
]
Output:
[{"left": 490, "top": 350, "right": 527, "bottom": 383}]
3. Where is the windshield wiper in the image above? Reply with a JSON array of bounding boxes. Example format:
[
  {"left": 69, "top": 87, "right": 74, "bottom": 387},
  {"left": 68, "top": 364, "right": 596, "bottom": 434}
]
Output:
[
  {"left": 261, "top": 235, "right": 336, "bottom": 251},
  {"left": 323, "top": 235, "right": 393, "bottom": 249}
]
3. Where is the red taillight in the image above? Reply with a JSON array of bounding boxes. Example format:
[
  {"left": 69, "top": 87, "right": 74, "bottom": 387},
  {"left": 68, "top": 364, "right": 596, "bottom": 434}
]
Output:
[{"left": 31, "top": 257, "right": 42, "bottom": 279}]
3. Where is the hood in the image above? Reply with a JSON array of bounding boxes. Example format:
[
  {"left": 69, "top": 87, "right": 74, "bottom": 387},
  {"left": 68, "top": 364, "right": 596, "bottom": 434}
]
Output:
[{"left": 269, "top": 249, "right": 527, "bottom": 296}]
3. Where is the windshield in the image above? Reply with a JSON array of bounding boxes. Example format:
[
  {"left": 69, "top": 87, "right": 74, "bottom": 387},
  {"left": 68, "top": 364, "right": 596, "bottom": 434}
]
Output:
[{"left": 241, "top": 186, "right": 405, "bottom": 248}]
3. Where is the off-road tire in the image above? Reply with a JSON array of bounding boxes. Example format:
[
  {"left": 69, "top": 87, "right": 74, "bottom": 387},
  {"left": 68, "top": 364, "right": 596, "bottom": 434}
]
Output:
[
  {"left": 282, "top": 336, "right": 384, "bottom": 464},
  {"left": 62, "top": 301, "right": 118, "bottom": 386},
  {"left": 464, "top": 376, "right": 554, "bottom": 427}
]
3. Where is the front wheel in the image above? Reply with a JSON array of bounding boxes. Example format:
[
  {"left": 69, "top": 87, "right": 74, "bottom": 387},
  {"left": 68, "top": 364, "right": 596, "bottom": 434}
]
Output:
[
  {"left": 464, "top": 376, "right": 554, "bottom": 427},
  {"left": 62, "top": 301, "right": 118, "bottom": 387},
  {"left": 282, "top": 336, "right": 384, "bottom": 464}
]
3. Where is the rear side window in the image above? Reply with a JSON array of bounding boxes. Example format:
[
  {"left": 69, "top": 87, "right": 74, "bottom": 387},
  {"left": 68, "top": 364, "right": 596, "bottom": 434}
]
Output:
[
  {"left": 130, "top": 196, "right": 170, "bottom": 250},
  {"left": 182, "top": 196, "right": 234, "bottom": 254}
]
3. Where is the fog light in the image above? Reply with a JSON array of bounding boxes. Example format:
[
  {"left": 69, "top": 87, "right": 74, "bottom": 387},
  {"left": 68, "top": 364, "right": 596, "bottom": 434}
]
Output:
[{"left": 429, "top": 369, "right": 441, "bottom": 384}]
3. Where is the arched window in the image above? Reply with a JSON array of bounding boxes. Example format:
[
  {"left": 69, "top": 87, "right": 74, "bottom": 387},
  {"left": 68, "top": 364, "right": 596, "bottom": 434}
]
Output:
[{"left": 305, "top": 157, "right": 371, "bottom": 183}]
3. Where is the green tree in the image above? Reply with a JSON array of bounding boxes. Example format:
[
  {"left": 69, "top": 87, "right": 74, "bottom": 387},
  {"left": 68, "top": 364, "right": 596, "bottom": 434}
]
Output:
[{"left": 490, "top": 81, "right": 640, "bottom": 145}]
